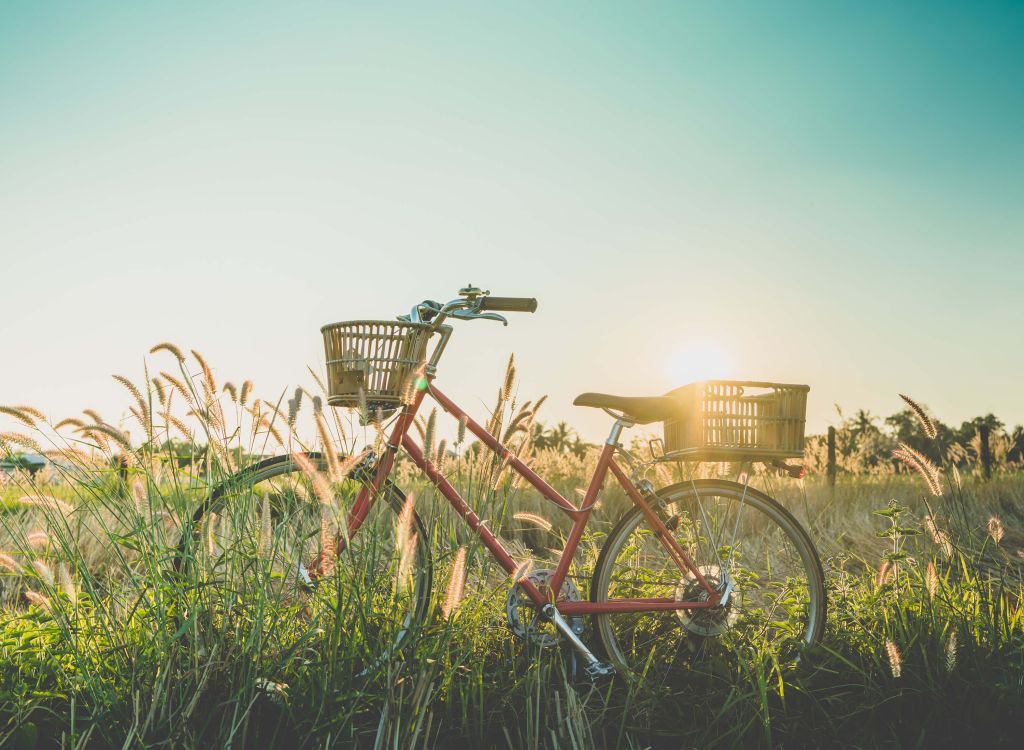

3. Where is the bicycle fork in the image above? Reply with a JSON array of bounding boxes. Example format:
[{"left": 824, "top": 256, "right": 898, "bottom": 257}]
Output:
[{"left": 542, "top": 604, "right": 615, "bottom": 679}]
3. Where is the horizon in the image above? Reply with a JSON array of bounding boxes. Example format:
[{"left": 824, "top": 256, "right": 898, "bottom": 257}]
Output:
[{"left": 2, "top": 2, "right": 1022, "bottom": 442}]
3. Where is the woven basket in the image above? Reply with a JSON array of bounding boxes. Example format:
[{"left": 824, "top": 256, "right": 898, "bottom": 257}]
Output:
[
  {"left": 321, "top": 321, "right": 433, "bottom": 411},
  {"left": 663, "top": 381, "right": 809, "bottom": 461}
]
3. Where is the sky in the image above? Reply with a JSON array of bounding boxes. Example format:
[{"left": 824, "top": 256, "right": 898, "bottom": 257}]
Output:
[{"left": 1, "top": 2, "right": 1023, "bottom": 444}]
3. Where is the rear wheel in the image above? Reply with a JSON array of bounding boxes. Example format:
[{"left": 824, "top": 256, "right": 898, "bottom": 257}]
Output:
[
  {"left": 591, "top": 480, "right": 825, "bottom": 683},
  {"left": 173, "top": 454, "right": 432, "bottom": 670}
]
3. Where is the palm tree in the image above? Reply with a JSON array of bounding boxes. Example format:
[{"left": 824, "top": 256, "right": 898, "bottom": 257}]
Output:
[{"left": 545, "top": 422, "right": 573, "bottom": 453}]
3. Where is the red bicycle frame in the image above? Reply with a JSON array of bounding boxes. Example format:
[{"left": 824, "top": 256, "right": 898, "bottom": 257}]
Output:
[{"left": 340, "top": 377, "right": 721, "bottom": 615}]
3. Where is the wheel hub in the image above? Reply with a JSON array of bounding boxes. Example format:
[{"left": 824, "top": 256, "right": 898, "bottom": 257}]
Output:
[
  {"left": 675, "top": 565, "right": 739, "bottom": 636},
  {"left": 506, "top": 569, "right": 584, "bottom": 646}
]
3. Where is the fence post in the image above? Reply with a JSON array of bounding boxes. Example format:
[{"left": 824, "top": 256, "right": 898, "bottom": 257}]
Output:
[
  {"left": 827, "top": 426, "right": 837, "bottom": 488},
  {"left": 979, "top": 424, "right": 992, "bottom": 479}
]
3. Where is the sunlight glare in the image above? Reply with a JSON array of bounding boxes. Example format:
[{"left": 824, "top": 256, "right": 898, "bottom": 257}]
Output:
[{"left": 666, "top": 342, "right": 732, "bottom": 386}]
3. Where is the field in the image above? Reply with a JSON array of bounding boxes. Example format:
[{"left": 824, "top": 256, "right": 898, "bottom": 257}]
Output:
[{"left": 2, "top": 350, "right": 1024, "bottom": 748}]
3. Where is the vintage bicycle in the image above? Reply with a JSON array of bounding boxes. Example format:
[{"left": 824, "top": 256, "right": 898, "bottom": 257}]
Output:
[{"left": 174, "top": 285, "right": 825, "bottom": 681}]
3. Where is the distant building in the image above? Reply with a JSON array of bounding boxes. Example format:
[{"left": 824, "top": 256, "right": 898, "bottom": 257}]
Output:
[{"left": 0, "top": 453, "right": 48, "bottom": 475}]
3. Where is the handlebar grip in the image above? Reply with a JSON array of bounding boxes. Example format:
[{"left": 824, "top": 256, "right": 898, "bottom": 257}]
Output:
[{"left": 479, "top": 296, "right": 538, "bottom": 313}]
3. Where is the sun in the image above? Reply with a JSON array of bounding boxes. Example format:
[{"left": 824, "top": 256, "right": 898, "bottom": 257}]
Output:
[{"left": 666, "top": 342, "right": 732, "bottom": 385}]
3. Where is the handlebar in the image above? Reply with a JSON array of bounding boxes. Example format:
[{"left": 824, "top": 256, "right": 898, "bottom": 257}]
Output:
[
  {"left": 401, "top": 287, "right": 538, "bottom": 328},
  {"left": 478, "top": 296, "right": 538, "bottom": 313}
]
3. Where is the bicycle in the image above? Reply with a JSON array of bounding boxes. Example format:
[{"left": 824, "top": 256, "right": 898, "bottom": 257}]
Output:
[{"left": 174, "top": 285, "right": 825, "bottom": 682}]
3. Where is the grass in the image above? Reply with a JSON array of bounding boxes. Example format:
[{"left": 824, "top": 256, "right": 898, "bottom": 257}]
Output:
[{"left": 2, "top": 349, "right": 1024, "bottom": 748}]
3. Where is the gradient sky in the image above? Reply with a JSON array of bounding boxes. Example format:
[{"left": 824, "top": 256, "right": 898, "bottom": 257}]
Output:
[{"left": 2, "top": 2, "right": 1023, "bottom": 443}]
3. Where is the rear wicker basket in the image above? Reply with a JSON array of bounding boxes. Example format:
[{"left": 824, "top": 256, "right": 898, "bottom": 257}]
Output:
[
  {"left": 663, "top": 381, "right": 809, "bottom": 461},
  {"left": 321, "top": 321, "right": 433, "bottom": 412}
]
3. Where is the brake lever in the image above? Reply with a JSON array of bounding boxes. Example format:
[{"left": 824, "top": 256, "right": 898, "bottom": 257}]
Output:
[
  {"left": 399, "top": 300, "right": 443, "bottom": 323},
  {"left": 450, "top": 309, "right": 507, "bottom": 326}
]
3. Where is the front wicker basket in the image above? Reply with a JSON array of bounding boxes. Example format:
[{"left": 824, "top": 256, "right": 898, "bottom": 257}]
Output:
[
  {"left": 322, "top": 320, "right": 433, "bottom": 412},
  {"left": 663, "top": 381, "right": 809, "bottom": 461}
]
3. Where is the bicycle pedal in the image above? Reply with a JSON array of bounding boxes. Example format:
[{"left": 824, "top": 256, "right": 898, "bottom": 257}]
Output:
[{"left": 584, "top": 661, "right": 616, "bottom": 681}]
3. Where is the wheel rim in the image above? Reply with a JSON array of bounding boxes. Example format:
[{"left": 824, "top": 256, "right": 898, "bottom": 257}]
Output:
[
  {"left": 177, "top": 458, "right": 432, "bottom": 669},
  {"left": 594, "top": 482, "right": 824, "bottom": 682}
]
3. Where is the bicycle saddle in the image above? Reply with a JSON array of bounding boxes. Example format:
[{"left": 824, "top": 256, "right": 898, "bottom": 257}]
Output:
[{"left": 573, "top": 392, "right": 687, "bottom": 424}]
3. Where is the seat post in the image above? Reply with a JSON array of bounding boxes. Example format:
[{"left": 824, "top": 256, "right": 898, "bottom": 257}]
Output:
[{"left": 605, "top": 412, "right": 634, "bottom": 446}]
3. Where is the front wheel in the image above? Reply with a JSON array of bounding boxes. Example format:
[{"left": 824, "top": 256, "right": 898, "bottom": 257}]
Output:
[
  {"left": 173, "top": 454, "right": 433, "bottom": 670},
  {"left": 591, "top": 479, "right": 825, "bottom": 682}
]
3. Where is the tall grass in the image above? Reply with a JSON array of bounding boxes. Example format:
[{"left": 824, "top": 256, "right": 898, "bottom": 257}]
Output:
[{"left": 2, "top": 354, "right": 1024, "bottom": 747}]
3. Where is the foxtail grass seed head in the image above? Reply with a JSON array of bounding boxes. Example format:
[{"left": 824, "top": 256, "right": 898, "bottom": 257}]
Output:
[
  {"left": 159, "top": 371, "right": 196, "bottom": 409},
  {"left": 27, "top": 530, "right": 50, "bottom": 549},
  {"left": 442, "top": 547, "right": 467, "bottom": 620},
  {"left": 191, "top": 349, "right": 216, "bottom": 396},
  {"left": 58, "top": 563, "right": 77, "bottom": 605},
  {"left": 0, "top": 432, "right": 44, "bottom": 455},
  {"left": 436, "top": 439, "right": 448, "bottom": 473},
  {"left": 152, "top": 378, "right": 168, "bottom": 408},
  {"left": 898, "top": 394, "right": 938, "bottom": 439},
  {"left": 24, "top": 590, "right": 51, "bottom": 613},
  {"left": 131, "top": 479, "right": 147, "bottom": 516},
  {"left": 33, "top": 559, "right": 54, "bottom": 587},
  {"left": 457, "top": 415, "right": 468, "bottom": 445},
  {"left": 394, "top": 495, "right": 415, "bottom": 550},
  {"left": 885, "top": 640, "right": 902, "bottom": 679},
  {"left": 394, "top": 495, "right": 417, "bottom": 592},
  {"left": 315, "top": 411, "right": 342, "bottom": 481},
  {"left": 922, "top": 515, "right": 954, "bottom": 558},
  {"left": 313, "top": 395, "right": 322, "bottom": 414},
  {"left": 207, "top": 513, "right": 218, "bottom": 556},
  {"left": 424, "top": 409, "right": 437, "bottom": 461},
  {"left": 396, "top": 533, "right": 418, "bottom": 594},
  {"left": 77, "top": 423, "right": 134, "bottom": 454},
  {"left": 83, "top": 409, "right": 104, "bottom": 424},
  {"left": 892, "top": 444, "right": 943, "bottom": 496},
  {"left": 223, "top": 382, "right": 238, "bottom": 403},
  {"left": 293, "top": 452, "right": 335, "bottom": 506},
  {"left": 54, "top": 417, "right": 86, "bottom": 431},
  {"left": 240, "top": 380, "right": 253, "bottom": 407},
  {"left": 0, "top": 553, "right": 21, "bottom": 574},
  {"left": 513, "top": 512, "right": 554, "bottom": 533},
  {"left": 987, "top": 516, "right": 1004, "bottom": 544},
  {"left": 13, "top": 405, "right": 46, "bottom": 422},
  {"left": 319, "top": 506, "right": 337, "bottom": 572},
  {"left": 168, "top": 415, "right": 194, "bottom": 441},
  {"left": 288, "top": 387, "right": 303, "bottom": 427},
  {"left": 502, "top": 355, "right": 516, "bottom": 403},
  {"left": 875, "top": 559, "right": 893, "bottom": 588},
  {"left": 150, "top": 342, "right": 185, "bottom": 361},
  {"left": 926, "top": 561, "right": 939, "bottom": 599},
  {"left": 945, "top": 631, "right": 958, "bottom": 672},
  {"left": 0, "top": 406, "right": 37, "bottom": 428},
  {"left": 113, "top": 374, "right": 148, "bottom": 417},
  {"left": 355, "top": 386, "right": 368, "bottom": 423},
  {"left": 260, "top": 417, "right": 285, "bottom": 447}
]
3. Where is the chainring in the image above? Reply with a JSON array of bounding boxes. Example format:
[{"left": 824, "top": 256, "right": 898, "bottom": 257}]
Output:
[
  {"left": 505, "top": 569, "right": 584, "bottom": 647},
  {"left": 675, "top": 564, "right": 739, "bottom": 637}
]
